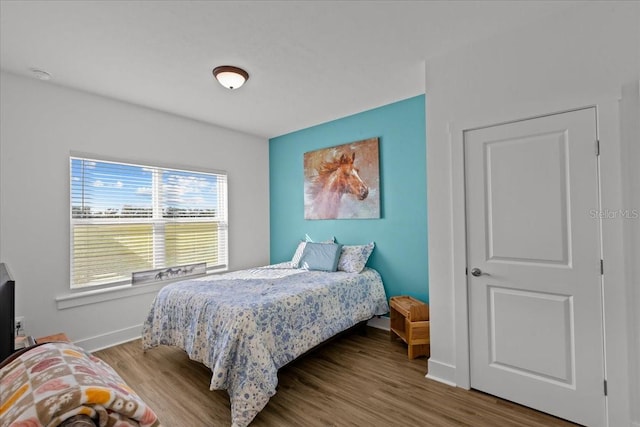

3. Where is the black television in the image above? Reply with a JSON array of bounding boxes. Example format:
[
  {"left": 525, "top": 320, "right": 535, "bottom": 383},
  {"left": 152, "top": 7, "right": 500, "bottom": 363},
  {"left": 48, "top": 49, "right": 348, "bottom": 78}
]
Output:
[{"left": 0, "top": 263, "right": 15, "bottom": 362}]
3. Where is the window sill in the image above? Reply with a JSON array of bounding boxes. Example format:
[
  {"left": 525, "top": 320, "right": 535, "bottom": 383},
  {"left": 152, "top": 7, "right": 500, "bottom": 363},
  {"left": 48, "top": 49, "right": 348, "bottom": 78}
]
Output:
[
  {"left": 56, "top": 268, "right": 228, "bottom": 310},
  {"left": 56, "top": 281, "right": 166, "bottom": 310}
]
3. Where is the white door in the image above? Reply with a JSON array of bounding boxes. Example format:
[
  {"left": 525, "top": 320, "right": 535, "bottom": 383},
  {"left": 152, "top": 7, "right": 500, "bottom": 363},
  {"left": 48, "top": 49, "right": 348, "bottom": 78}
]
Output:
[{"left": 465, "top": 108, "right": 606, "bottom": 426}]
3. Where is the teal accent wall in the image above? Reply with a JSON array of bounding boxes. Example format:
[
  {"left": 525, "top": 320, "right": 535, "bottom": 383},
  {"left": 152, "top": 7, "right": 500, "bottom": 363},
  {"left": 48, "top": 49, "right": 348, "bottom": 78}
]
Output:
[{"left": 269, "top": 95, "right": 428, "bottom": 303}]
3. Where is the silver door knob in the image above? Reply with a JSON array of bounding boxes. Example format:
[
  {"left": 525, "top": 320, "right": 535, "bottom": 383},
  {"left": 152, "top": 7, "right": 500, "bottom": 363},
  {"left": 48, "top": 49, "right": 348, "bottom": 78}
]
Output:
[{"left": 470, "top": 268, "right": 487, "bottom": 277}]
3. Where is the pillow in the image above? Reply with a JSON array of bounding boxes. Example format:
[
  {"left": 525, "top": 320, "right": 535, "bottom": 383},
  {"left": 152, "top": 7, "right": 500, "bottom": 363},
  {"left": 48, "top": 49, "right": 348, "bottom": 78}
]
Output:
[
  {"left": 337, "top": 242, "right": 375, "bottom": 273},
  {"left": 298, "top": 242, "right": 343, "bottom": 272},
  {"left": 291, "top": 236, "right": 335, "bottom": 267},
  {"left": 291, "top": 242, "right": 307, "bottom": 267}
]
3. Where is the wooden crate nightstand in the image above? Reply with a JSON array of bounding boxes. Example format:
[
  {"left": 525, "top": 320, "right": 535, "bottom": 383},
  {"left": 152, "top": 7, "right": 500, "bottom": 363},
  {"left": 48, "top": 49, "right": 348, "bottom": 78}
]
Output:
[{"left": 389, "top": 296, "right": 430, "bottom": 359}]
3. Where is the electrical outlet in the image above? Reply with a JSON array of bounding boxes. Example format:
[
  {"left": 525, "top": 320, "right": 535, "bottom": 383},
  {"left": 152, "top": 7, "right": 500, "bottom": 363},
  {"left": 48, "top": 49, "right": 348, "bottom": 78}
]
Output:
[{"left": 15, "top": 316, "right": 25, "bottom": 336}]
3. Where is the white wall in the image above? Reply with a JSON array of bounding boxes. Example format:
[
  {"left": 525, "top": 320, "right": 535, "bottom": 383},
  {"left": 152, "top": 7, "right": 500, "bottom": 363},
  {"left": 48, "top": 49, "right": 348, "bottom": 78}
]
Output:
[
  {"left": 0, "top": 71, "right": 270, "bottom": 351},
  {"left": 424, "top": 2, "right": 639, "bottom": 425},
  {"left": 620, "top": 80, "right": 640, "bottom": 427}
]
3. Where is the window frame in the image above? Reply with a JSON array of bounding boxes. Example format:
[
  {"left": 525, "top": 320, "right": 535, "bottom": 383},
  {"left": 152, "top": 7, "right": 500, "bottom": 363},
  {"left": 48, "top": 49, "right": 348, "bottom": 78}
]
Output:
[{"left": 69, "top": 154, "right": 228, "bottom": 291}]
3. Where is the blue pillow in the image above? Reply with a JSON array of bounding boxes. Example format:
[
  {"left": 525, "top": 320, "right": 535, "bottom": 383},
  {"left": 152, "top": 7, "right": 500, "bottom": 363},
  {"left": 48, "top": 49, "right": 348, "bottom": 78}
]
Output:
[
  {"left": 291, "top": 236, "right": 335, "bottom": 268},
  {"left": 298, "top": 242, "right": 343, "bottom": 272}
]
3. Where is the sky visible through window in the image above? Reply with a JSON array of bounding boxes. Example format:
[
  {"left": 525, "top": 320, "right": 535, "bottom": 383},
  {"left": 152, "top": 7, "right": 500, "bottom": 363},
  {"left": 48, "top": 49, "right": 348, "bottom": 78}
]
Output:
[{"left": 71, "top": 158, "right": 220, "bottom": 218}]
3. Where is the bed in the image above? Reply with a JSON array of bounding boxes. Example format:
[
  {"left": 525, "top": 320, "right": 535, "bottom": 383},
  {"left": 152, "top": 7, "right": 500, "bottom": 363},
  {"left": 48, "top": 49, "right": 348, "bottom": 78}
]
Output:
[{"left": 141, "top": 261, "right": 388, "bottom": 427}]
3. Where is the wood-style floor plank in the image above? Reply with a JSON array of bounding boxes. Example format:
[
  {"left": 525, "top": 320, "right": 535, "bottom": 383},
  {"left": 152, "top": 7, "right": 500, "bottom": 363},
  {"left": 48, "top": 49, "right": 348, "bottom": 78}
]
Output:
[{"left": 94, "top": 327, "right": 576, "bottom": 426}]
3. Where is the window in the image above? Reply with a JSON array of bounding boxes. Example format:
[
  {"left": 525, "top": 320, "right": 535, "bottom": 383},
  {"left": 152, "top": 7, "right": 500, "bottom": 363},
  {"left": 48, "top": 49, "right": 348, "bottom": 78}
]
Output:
[{"left": 70, "top": 157, "right": 227, "bottom": 289}]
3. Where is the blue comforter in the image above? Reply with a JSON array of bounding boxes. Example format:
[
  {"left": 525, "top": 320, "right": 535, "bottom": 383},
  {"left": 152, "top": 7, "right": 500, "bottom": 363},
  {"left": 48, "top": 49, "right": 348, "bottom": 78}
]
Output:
[{"left": 141, "top": 262, "right": 388, "bottom": 426}]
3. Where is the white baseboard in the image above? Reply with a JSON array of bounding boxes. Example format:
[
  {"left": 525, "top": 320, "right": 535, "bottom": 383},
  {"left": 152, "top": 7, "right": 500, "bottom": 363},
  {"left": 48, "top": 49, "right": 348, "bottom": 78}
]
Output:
[
  {"left": 367, "top": 315, "right": 390, "bottom": 331},
  {"left": 426, "top": 359, "right": 457, "bottom": 387},
  {"left": 367, "top": 317, "right": 459, "bottom": 387},
  {"left": 74, "top": 316, "right": 387, "bottom": 353},
  {"left": 75, "top": 324, "right": 142, "bottom": 353}
]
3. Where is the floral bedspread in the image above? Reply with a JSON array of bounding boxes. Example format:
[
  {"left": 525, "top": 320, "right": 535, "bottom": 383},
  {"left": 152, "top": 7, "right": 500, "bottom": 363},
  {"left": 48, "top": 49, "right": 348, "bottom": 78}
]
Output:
[
  {"left": 0, "top": 342, "right": 160, "bottom": 427},
  {"left": 141, "top": 262, "right": 388, "bottom": 427}
]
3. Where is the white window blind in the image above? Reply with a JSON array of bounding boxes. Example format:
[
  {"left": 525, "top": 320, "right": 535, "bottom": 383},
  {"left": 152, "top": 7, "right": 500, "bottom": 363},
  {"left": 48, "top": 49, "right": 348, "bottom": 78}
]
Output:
[{"left": 70, "top": 157, "right": 228, "bottom": 289}]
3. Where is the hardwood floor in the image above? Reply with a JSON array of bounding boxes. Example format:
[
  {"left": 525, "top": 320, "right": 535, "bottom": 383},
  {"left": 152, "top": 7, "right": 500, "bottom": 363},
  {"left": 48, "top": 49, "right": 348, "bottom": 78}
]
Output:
[{"left": 94, "top": 327, "right": 576, "bottom": 426}]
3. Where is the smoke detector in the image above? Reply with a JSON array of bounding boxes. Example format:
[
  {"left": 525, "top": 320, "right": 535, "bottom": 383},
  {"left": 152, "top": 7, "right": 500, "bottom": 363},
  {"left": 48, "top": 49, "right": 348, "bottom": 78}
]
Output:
[{"left": 29, "top": 68, "right": 52, "bottom": 81}]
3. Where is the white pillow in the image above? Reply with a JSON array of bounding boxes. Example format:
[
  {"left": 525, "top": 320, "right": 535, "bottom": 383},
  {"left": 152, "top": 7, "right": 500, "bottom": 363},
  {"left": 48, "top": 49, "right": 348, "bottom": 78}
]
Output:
[
  {"left": 337, "top": 242, "right": 375, "bottom": 273},
  {"left": 291, "top": 241, "right": 308, "bottom": 267}
]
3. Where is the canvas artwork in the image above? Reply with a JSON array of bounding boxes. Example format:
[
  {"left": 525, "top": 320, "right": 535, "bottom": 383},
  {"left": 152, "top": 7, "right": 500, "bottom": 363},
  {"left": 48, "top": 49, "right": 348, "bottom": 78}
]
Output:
[{"left": 304, "top": 137, "right": 380, "bottom": 219}]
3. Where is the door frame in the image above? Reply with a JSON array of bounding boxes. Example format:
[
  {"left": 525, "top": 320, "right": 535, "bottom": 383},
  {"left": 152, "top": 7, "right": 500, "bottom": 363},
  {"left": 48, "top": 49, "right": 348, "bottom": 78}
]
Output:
[{"left": 448, "top": 98, "right": 631, "bottom": 426}]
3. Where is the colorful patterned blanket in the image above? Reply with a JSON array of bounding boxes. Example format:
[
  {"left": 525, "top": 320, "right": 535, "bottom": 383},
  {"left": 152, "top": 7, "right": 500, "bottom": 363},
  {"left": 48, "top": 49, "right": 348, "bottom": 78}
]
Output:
[
  {"left": 0, "top": 342, "right": 160, "bottom": 427},
  {"left": 142, "top": 262, "right": 389, "bottom": 427}
]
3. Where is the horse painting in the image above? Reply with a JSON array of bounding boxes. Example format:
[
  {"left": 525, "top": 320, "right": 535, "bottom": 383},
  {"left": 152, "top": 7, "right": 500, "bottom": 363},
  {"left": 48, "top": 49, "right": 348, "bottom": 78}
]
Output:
[{"left": 304, "top": 138, "right": 380, "bottom": 219}]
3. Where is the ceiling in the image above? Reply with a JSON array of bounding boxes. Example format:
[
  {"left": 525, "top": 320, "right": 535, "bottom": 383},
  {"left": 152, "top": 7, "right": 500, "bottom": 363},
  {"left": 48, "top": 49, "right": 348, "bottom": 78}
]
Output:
[{"left": 0, "top": 1, "right": 584, "bottom": 138}]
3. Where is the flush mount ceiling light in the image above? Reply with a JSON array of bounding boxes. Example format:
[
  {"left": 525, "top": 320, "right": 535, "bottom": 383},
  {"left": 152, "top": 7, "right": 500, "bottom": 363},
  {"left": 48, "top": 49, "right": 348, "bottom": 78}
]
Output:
[{"left": 212, "top": 65, "right": 249, "bottom": 90}]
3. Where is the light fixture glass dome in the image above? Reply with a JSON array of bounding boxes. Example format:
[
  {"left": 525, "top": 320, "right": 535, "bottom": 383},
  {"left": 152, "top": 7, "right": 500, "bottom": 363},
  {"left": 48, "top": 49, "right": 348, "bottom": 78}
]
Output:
[{"left": 212, "top": 66, "right": 249, "bottom": 90}]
